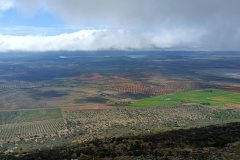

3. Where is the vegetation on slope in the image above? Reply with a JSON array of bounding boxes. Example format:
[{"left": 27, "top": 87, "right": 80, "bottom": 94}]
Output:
[{"left": 2, "top": 122, "right": 240, "bottom": 160}]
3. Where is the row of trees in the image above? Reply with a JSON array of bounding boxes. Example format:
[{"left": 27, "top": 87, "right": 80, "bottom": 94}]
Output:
[{"left": 0, "top": 119, "right": 66, "bottom": 141}]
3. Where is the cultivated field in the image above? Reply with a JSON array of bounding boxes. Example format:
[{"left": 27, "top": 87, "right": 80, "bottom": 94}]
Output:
[
  {"left": 0, "top": 108, "right": 67, "bottom": 142},
  {"left": 129, "top": 89, "right": 240, "bottom": 107},
  {"left": 65, "top": 105, "right": 240, "bottom": 138},
  {"left": 107, "top": 77, "right": 197, "bottom": 96},
  {"left": 0, "top": 105, "right": 240, "bottom": 156},
  {"left": 0, "top": 119, "right": 66, "bottom": 141}
]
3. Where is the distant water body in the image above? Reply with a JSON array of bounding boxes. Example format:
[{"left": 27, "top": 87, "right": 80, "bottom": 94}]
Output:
[
  {"left": 59, "top": 55, "right": 147, "bottom": 59},
  {"left": 127, "top": 55, "right": 146, "bottom": 58},
  {"left": 59, "top": 56, "right": 82, "bottom": 59}
]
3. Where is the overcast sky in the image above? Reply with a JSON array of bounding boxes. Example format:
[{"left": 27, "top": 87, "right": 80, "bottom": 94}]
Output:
[{"left": 0, "top": 0, "right": 240, "bottom": 51}]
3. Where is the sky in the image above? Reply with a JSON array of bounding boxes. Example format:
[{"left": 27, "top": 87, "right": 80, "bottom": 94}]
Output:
[{"left": 0, "top": 0, "right": 240, "bottom": 52}]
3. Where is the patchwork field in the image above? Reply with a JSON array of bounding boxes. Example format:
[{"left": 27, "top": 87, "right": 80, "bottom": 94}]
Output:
[
  {"left": 0, "top": 52, "right": 239, "bottom": 158},
  {"left": 129, "top": 89, "right": 240, "bottom": 107},
  {"left": 0, "top": 51, "right": 239, "bottom": 110},
  {"left": 1, "top": 105, "right": 240, "bottom": 154},
  {"left": 0, "top": 75, "right": 202, "bottom": 110}
]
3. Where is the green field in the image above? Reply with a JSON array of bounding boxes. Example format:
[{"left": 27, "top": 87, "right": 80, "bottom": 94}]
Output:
[{"left": 129, "top": 89, "right": 240, "bottom": 107}]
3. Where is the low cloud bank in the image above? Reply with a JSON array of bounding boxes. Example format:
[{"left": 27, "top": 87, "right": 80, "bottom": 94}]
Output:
[{"left": 0, "top": 29, "right": 202, "bottom": 52}]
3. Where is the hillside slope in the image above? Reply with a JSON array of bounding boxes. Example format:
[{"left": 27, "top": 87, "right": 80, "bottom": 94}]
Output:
[{"left": 2, "top": 122, "right": 240, "bottom": 160}]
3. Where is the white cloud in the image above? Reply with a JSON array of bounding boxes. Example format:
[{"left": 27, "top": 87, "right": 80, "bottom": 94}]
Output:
[
  {"left": 0, "top": 29, "right": 203, "bottom": 52},
  {"left": 0, "top": 0, "right": 14, "bottom": 11}
]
